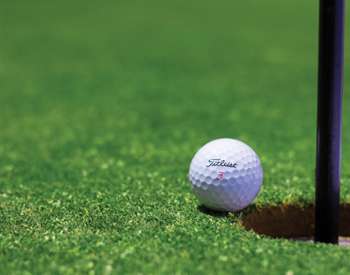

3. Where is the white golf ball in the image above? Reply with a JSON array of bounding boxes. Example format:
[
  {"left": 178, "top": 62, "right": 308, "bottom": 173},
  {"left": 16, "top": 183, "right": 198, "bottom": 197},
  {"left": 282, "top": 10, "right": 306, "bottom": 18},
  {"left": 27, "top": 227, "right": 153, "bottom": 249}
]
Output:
[{"left": 188, "top": 138, "right": 263, "bottom": 212}]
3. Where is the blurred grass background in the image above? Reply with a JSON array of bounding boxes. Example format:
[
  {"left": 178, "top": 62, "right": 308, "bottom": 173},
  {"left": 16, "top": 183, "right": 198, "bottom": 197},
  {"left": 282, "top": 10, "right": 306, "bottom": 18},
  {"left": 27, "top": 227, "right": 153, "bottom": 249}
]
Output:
[{"left": 1, "top": 0, "right": 350, "bottom": 274}]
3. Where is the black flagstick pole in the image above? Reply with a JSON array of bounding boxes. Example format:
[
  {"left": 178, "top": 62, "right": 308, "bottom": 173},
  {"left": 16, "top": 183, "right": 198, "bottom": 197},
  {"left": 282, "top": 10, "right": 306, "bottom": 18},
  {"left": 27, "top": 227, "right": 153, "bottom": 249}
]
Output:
[{"left": 315, "top": 0, "right": 345, "bottom": 244}]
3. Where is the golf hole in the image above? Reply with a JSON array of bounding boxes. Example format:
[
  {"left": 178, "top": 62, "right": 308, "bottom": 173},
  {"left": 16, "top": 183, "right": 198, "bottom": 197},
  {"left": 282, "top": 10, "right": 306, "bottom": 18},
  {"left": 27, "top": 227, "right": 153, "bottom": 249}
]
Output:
[{"left": 241, "top": 204, "right": 350, "bottom": 246}]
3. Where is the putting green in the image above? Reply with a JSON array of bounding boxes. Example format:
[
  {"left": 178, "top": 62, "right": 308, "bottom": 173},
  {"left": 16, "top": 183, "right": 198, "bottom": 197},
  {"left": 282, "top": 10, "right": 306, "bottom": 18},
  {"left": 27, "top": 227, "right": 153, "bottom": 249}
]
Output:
[{"left": 1, "top": 0, "right": 350, "bottom": 274}]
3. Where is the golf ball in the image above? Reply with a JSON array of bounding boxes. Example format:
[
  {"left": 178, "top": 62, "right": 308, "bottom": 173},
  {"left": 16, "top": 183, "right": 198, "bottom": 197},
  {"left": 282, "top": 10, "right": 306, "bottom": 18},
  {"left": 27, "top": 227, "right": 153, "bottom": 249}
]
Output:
[{"left": 188, "top": 138, "right": 263, "bottom": 212}]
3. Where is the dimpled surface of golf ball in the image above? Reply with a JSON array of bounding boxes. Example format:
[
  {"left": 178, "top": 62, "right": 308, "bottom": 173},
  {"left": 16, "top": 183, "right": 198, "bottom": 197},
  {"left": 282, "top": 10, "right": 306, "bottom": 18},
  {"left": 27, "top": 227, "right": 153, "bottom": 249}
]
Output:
[{"left": 188, "top": 138, "right": 263, "bottom": 212}]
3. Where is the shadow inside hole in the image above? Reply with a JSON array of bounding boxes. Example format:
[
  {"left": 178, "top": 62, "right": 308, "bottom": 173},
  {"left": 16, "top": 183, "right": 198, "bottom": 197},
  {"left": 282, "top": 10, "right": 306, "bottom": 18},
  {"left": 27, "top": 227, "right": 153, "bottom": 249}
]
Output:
[{"left": 242, "top": 204, "right": 350, "bottom": 240}]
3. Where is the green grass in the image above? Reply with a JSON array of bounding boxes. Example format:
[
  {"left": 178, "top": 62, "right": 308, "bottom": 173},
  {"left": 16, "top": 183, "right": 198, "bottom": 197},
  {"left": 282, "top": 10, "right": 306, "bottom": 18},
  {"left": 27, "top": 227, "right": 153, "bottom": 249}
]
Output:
[{"left": 1, "top": 0, "right": 350, "bottom": 274}]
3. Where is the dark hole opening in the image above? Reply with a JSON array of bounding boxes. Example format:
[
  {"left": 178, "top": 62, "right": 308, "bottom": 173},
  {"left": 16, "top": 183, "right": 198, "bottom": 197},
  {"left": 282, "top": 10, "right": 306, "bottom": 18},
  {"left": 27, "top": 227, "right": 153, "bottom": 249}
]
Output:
[{"left": 241, "top": 204, "right": 350, "bottom": 245}]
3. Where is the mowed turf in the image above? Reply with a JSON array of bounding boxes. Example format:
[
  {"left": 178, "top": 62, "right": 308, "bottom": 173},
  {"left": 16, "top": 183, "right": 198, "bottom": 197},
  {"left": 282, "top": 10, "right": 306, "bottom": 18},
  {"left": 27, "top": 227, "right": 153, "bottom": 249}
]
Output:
[{"left": 1, "top": 0, "right": 350, "bottom": 274}]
